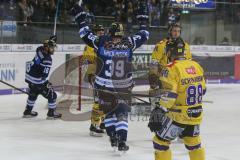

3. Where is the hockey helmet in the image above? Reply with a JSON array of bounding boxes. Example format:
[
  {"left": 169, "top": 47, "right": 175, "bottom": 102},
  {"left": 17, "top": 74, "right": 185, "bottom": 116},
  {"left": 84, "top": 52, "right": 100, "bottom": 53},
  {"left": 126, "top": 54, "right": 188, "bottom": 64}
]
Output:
[
  {"left": 93, "top": 24, "right": 104, "bottom": 33},
  {"left": 43, "top": 35, "right": 57, "bottom": 48},
  {"left": 109, "top": 22, "right": 124, "bottom": 37},
  {"left": 166, "top": 37, "right": 185, "bottom": 60}
]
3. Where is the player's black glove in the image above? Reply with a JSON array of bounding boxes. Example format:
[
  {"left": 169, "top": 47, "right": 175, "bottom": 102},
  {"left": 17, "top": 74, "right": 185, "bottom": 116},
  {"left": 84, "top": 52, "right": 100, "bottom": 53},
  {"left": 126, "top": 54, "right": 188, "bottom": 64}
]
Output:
[
  {"left": 44, "top": 80, "right": 53, "bottom": 89},
  {"left": 70, "top": 4, "right": 87, "bottom": 24},
  {"left": 148, "top": 106, "right": 167, "bottom": 132}
]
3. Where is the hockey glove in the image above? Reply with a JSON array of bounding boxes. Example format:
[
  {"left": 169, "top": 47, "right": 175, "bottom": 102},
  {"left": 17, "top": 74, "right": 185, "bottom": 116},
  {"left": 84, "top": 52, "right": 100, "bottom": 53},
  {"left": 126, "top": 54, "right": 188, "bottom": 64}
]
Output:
[
  {"left": 149, "top": 74, "right": 160, "bottom": 89},
  {"left": 148, "top": 106, "right": 168, "bottom": 132},
  {"left": 71, "top": 4, "right": 87, "bottom": 24},
  {"left": 44, "top": 80, "right": 53, "bottom": 89}
]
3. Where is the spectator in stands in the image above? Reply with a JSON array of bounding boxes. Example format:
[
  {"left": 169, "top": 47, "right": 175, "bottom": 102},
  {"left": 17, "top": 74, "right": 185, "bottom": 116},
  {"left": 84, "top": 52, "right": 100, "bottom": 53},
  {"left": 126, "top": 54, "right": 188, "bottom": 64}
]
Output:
[
  {"left": 126, "top": 1, "right": 134, "bottom": 32},
  {"left": 192, "top": 36, "right": 205, "bottom": 45},
  {"left": 0, "top": 2, "right": 4, "bottom": 20},
  {"left": 149, "top": 0, "right": 160, "bottom": 26},
  {"left": 0, "top": 0, "right": 17, "bottom": 21},
  {"left": 219, "top": 37, "right": 230, "bottom": 46},
  {"left": 16, "top": 0, "right": 34, "bottom": 22},
  {"left": 167, "top": 8, "right": 180, "bottom": 26}
]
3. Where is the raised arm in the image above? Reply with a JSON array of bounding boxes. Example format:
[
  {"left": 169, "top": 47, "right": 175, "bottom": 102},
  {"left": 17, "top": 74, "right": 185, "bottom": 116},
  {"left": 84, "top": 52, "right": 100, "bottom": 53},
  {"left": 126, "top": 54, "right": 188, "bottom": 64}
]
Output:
[
  {"left": 71, "top": 5, "right": 99, "bottom": 50},
  {"left": 130, "top": 0, "right": 149, "bottom": 51}
]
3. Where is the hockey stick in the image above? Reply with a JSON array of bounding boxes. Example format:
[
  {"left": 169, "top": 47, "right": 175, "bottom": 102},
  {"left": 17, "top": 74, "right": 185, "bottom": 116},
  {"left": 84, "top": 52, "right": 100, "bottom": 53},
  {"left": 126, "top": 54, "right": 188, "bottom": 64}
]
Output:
[
  {"left": 80, "top": 86, "right": 213, "bottom": 103},
  {"left": 80, "top": 86, "right": 153, "bottom": 98},
  {"left": 0, "top": 80, "right": 29, "bottom": 95},
  {"left": 53, "top": 0, "right": 62, "bottom": 35}
]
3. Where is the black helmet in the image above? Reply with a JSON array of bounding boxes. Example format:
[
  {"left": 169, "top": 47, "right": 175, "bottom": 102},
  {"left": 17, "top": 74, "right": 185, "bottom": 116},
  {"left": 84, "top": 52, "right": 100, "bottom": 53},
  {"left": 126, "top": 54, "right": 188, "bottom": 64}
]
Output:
[
  {"left": 43, "top": 35, "right": 57, "bottom": 48},
  {"left": 109, "top": 22, "right": 124, "bottom": 37},
  {"left": 93, "top": 24, "right": 104, "bottom": 33}
]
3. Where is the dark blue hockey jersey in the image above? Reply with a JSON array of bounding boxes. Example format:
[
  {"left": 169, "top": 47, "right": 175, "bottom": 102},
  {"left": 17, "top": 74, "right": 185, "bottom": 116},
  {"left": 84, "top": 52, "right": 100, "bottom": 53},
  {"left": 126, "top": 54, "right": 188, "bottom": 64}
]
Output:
[
  {"left": 79, "top": 23, "right": 149, "bottom": 89},
  {"left": 25, "top": 46, "right": 52, "bottom": 85}
]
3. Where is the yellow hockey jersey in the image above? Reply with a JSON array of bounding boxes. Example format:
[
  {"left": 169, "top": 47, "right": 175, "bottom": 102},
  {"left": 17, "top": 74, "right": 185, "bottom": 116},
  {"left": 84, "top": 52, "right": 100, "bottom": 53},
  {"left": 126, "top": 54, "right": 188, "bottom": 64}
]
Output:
[
  {"left": 159, "top": 59, "right": 206, "bottom": 125},
  {"left": 149, "top": 38, "right": 192, "bottom": 76},
  {"left": 151, "top": 38, "right": 192, "bottom": 66},
  {"left": 82, "top": 45, "right": 97, "bottom": 75}
]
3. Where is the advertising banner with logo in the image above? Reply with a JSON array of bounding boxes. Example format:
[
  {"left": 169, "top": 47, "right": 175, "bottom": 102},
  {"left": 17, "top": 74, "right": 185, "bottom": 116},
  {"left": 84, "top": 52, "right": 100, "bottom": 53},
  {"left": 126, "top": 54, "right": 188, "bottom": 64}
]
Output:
[
  {"left": 0, "top": 53, "right": 66, "bottom": 95},
  {"left": 0, "top": 21, "right": 17, "bottom": 37},
  {"left": 171, "top": 0, "right": 216, "bottom": 9}
]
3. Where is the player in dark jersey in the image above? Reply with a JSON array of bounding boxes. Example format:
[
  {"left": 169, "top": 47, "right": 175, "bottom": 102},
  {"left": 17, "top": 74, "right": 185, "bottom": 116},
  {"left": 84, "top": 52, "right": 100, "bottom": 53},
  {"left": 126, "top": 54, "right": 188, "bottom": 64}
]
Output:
[
  {"left": 23, "top": 36, "right": 62, "bottom": 119},
  {"left": 71, "top": 3, "right": 149, "bottom": 152}
]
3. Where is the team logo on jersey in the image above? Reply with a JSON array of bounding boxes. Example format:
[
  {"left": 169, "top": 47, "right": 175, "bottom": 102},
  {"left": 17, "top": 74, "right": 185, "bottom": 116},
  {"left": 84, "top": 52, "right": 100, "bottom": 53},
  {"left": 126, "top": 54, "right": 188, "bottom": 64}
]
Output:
[{"left": 185, "top": 66, "right": 196, "bottom": 74}]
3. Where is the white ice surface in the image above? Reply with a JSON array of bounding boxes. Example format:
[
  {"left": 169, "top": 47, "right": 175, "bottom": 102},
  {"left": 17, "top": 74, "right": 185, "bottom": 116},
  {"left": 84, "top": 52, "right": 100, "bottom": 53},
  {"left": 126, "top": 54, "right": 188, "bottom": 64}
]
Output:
[{"left": 0, "top": 84, "right": 240, "bottom": 160}]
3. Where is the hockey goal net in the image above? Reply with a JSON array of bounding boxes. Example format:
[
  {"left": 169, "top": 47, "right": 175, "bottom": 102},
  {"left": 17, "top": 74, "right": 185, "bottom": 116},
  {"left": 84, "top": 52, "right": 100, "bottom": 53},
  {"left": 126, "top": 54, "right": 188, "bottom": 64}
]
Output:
[{"left": 56, "top": 54, "right": 94, "bottom": 113}]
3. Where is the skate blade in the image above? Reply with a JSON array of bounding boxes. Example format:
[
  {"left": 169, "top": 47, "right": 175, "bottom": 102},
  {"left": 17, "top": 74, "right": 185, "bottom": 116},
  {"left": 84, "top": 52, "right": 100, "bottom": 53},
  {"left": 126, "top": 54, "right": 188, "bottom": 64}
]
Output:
[
  {"left": 89, "top": 131, "right": 103, "bottom": 137},
  {"left": 115, "top": 150, "right": 127, "bottom": 156},
  {"left": 22, "top": 115, "right": 37, "bottom": 118},
  {"left": 46, "top": 116, "right": 61, "bottom": 120},
  {"left": 112, "top": 146, "right": 117, "bottom": 152}
]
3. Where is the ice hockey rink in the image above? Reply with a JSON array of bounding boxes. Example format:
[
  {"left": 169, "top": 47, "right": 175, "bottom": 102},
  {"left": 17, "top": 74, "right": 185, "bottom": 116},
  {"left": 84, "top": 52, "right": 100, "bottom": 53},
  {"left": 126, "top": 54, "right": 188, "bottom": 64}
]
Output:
[{"left": 0, "top": 84, "right": 239, "bottom": 160}]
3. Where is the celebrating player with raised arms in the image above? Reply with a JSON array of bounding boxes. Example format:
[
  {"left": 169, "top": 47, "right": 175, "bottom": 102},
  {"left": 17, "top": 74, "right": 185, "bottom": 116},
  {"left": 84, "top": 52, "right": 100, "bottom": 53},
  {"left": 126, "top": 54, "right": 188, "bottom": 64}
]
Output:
[
  {"left": 24, "top": 36, "right": 62, "bottom": 119},
  {"left": 71, "top": 1, "right": 149, "bottom": 152},
  {"left": 82, "top": 24, "right": 106, "bottom": 137},
  {"left": 148, "top": 38, "right": 206, "bottom": 160}
]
